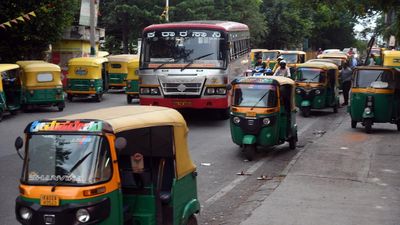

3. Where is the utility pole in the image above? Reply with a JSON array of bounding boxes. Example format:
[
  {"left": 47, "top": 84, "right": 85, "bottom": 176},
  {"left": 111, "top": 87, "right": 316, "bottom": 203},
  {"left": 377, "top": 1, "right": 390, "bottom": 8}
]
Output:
[
  {"left": 89, "top": 0, "right": 96, "bottom": 56},
  {"left": 165, "top": 0, "right": 169, "bottom": 22}
]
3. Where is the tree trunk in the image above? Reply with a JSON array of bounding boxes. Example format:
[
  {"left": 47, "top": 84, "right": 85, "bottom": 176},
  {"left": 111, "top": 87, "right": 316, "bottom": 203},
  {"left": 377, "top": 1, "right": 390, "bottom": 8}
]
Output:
[{"left": 122, "top": 13, "right": 129, "bottom": 54}]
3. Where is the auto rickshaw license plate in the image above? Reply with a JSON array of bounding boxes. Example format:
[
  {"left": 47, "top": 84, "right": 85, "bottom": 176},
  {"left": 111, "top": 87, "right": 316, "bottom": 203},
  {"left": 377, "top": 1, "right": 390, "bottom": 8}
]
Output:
[
  {"left": 173, "top": 101, "right": 192, "bottom": 107},
  {"left": 40, "top": 195, "right": 60, "bottom": 206},
  {"left": 246, "top": 112, "right": 257, "bottom": 117}
]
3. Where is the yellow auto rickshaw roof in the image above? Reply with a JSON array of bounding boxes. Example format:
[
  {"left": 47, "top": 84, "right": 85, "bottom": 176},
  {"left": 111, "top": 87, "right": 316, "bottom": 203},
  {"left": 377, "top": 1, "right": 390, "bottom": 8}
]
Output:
[
  {"left": 299, "top": 61, "right": 338, "bottom": 70},
  {"left": 68, "top": 57, "right": 108, "bottom": 66},
  {"left": 280, "top": 50, "right": 306, "bottom": 55},
  {"left": 19, "top": 62, "right": 61, "bottom": 73},
  {"left": 56, "top": 105, "right": 195, "bottom": 178},
  {"left": 355, "top": 66, "right": 393, "bottom": 71},
  {"left": 16, "top": 60, "right": 47, "bottom": 67},
  {"left": 306, "top": 59, "right": 341, "bottom": 66},
  {"left": 382, "top": 50, "right": 400, "bottom": 57},
  {"left": 107, "top": 54, "right": 139, "bottom": 63},
  {"left": 0, "top": 64, "right": 19, "bottom": 72},
  {"left": 97, "top": 51, "right": 110, "bottom": 58},
  {"left": 251, "top": 49, "right": 269, "bottom": 52},
  {"left": 318, "top": 53, "right": 348, "bottom": 59}
]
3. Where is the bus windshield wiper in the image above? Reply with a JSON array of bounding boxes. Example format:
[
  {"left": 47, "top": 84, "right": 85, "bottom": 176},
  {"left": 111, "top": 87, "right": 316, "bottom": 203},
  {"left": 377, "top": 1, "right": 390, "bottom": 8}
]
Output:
[
  {"left": 181, "top": 53, "right": 214, "bottom": 71},
  {"left": 153, "top": 59, "right": 174, "bottom": 71},
  {"left": 251, "top": 90, "right": 270, "bottom": 110}
]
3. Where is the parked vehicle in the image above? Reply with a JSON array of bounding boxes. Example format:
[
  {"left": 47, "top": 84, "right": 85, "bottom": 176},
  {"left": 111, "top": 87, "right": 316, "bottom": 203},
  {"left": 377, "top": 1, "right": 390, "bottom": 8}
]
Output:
[
  {"left": 107, "top": 54, "right": 139, "bottom": 89},
  {"left": 0, "top": 64, "right": 22, "bottom": 121},
  {"left": 16, "top": 61, "right": 65, "bottom": 111},
  {"left": 14, "top": 106, "right": 200, "bottom": 225},
  {"left": 230, "top": 76, "right": 298, "bottom": 160},
  {"left": 294, "top": 62, "right": 340, "bottom": 117},
  {"left": 125, "top": 56, "right": 140, "bottom": 103},
  {"left": 67, "top": 57, "right": 109, "bottom": 102},
  {"left": 348, "top": 66, "right": 400, "bottom": 133}
]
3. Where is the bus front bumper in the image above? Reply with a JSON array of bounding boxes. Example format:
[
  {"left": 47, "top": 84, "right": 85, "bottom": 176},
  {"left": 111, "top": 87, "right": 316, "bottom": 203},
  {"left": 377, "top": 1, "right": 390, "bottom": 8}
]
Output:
[{"left": 139, "top": 97, "right": 229, "bottom": 109}]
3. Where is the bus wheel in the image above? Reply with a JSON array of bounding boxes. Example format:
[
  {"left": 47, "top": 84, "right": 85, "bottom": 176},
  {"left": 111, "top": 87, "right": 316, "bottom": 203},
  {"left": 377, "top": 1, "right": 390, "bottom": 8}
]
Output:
[
  {"left": 243, "top": 144, "right": 256, "bottom": 161},
  {"left": 218, "top": 108, "right": 230, "bottom": 120},
  {"left": 364, "top": 119, "right": 372, "bottom": 134},
  {"left": 351, "top": 120, "right": 357, "bottom": 128},
  {"left": 127, "top": 95, "right": 132, "bottom": 104},
  {"left": 186, "top": 215, "right": 198, "bottom": 225}
]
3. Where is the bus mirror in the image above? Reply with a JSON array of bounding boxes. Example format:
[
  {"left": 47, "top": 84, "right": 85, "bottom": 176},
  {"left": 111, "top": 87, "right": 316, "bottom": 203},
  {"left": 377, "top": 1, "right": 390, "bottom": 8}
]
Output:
[
  {"left": 115, "top": 137, "right": 127, "bottom": 151},
  {"left": 226, "top": 84, "right": 232, "bottom": 91},
  {"left": 15, "top": 137, "right": 24, "bottom": 160}
]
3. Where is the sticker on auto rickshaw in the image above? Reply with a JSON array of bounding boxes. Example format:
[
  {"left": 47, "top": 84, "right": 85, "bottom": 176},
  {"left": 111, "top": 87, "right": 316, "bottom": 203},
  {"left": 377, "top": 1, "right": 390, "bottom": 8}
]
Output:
[
  {"left": 30, "top": 120, "right": 103, "bottom": 132},
  {"left": 235, "top": 77, "right": 274, "bottom": 84}
]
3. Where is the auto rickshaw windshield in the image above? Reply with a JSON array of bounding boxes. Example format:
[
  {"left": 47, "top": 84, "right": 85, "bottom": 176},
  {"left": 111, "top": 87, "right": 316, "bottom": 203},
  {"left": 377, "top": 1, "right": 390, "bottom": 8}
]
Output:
[
  {"left": 22, "top": 134, "right": 112, "bottom": 185},
  {"left": 262, "top": 52, "right": 278, "bottom": 60},
  {"left": 296, "top": 68, "right": 325, "bottom": 83},
  {"left": 280, "top": 54, "right": 297, "bottom": 63},
  {"left": 233, "top": 84, "right": 278, "bottom": 108},
  {"left": 354, "top": 69, "right": 394, "bottom": 88}
]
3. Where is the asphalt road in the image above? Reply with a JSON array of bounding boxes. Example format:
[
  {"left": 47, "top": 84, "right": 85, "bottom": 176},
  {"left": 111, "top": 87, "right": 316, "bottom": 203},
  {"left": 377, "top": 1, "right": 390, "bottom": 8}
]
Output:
[{"left": 0, "top": 91, "right": 371, "bottom": 225}]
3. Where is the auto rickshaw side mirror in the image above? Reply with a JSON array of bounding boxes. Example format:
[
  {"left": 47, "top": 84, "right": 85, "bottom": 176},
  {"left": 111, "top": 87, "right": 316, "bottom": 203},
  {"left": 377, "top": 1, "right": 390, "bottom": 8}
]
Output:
[
  {"left": 226, "top": 84, "right": 232, "bottom": 91},
  {"left": 15, "top": 136, "right": 24, "bottom": 160},
  {"left": 115, "top": 137, "right": 127, "bottom": 152}
]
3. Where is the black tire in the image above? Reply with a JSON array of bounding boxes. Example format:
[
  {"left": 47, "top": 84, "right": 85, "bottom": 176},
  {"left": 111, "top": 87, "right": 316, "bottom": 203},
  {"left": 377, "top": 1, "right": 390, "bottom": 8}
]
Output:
[
  {"left": 243, "top": 144, "right": 256, "bottom": 161},
  {"left": 289, "top": 136, "right": 296, "bottom": 150},
  {"left": 364, "top": 119, "right": 372, "bottom": 134},
  {"left": 218, "top": 108, "right": 230, "bottom": 120},
  {"left": 127, "top": 95, "right": 132, "bottom": 104},
  {"left": 10, "top": 110, "right": 18, "bottom": 115},
  {"left": 301, "top": 107, "right": 311, "bottom": 117},
  {"left": 351, "top": 120, "right": 357, "bottom": 128},
  {"left": 67, "top": 94, "right": 73, "bottom": 102},
  {"left": 94, "top": 94, "right": 102, "bottom": 102},
  {"left": 397, "top": 121, "right": 400, "bottom": 131},
  {"left": 0, "top": 111, "right": 3, "bottom": 122},
  {"left": 186, "top": 215, "right": 198, "bottom": 225},
  {"left": 58, "top": 102, "right": 65, "bottom": 112},
  {"left": 333, "top": 102, "right": 338, "bottom": 113}
]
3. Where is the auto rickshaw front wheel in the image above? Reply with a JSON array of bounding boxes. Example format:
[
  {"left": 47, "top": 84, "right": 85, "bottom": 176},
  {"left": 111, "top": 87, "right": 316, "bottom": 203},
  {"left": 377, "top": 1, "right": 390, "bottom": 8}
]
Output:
[
  {"left": 0, "top": 111, "right": 3, "bottom": 122},
  {"left": 94, "top": 94, "right": 103, "bottom": 102},
  {"left": 351, "top": 120, "right": 357, "bottom": 128},
  {"left": 186, "top": 215, "right": 198, "bottom": 225},
  {"left": 243, "top": 144, "right": 256, "bottom": 161},
  {"left": 301, "top": 107, "right": 311, "bottom": 117},
  {"left": 364, "top": 119, "right": 372, "bottom": 133},
  {"left": 127, "top": 95, "right": 132, "bottom": 104},
  {"left": 289, "top": 136, "right": 296, "bottom": 150},
  {"left": 397, "top": 121, "right": 400, "bottom": 131},
  {"left": 67, "top": 94, "right": 73, "bottom": 102}
]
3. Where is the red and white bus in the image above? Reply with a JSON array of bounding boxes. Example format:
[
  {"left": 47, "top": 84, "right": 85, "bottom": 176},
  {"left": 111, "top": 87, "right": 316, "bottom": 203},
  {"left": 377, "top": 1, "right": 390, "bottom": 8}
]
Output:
[{"left": 139, "top": 20, "right": 251, "bottom": 118}]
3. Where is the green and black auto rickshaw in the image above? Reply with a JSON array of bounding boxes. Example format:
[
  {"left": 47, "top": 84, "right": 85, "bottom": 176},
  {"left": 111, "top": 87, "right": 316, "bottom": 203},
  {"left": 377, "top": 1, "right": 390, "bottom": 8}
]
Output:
[
  {"left": 0, "top": 64, "right": 22, "bottom": 121},
  {"left": 230, "top": 76, "right": 298, "bottom": 160},
  {"left": 294, "top": 62, "right": 340, "bottom": 117},
  {"left": 348, "top": 66, "right": 400, "bottom": 133},
  {"left": 15, "top": 106, "right": 200, "bottom": 225}
]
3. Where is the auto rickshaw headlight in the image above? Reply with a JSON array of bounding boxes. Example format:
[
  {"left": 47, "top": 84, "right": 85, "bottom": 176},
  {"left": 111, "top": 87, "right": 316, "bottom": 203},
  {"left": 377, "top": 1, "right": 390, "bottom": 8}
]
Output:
[
  {"left": 295, "top": 88, "right": 301, "bottom": 94},
  {"left": 19, "top": 207, "right": 32, "bottom": 220},
  {"left": 365, "top": 107, "right": 372, "bottom": 114},
  {"left": 76, "top": 208, "right": 90, "bottom": 223},
  {"left": 315, "top": 90, "right": 321, "bottom": 95},
  {"left": 233, "top": 116, "right": 241, "bottom": 124},
  {"left": 29, "top": 90, "right": 34, "bottom": 96},
  {"left": 263, "top": 118, "right": 271, "bottom": 125}
]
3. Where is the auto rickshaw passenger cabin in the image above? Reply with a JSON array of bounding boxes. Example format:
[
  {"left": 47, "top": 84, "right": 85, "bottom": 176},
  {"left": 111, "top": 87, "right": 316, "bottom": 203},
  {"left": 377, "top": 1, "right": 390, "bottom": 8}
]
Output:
[
  {"left": 276, "top": 50, "right": 306, "bottom": 77},
  {"left": 250, "top": 49, "right": 280, "bottom": 69},
  {"left": 67, "top": 57, "right": 109, "bottom": 102},
  {"left": 107, "top": 54, "right": 139, "bottom": 89},
  {"left": 125, "top": 56, "right": 141, "bottom": 103},
  {"left": 0, "top": 64, "right": 21, "bottom": 121},
  {"left": 383, "top": 50, "right": 400, "bottom": 68},
  {"left": 317, "top": 52, "right": 348, "bottom": 66},
  {"left": 15, "top": 106, "right": 200, "bottom": 225},
  {"left": 16, "top": 61, "right": 65, "bottom": 111}
]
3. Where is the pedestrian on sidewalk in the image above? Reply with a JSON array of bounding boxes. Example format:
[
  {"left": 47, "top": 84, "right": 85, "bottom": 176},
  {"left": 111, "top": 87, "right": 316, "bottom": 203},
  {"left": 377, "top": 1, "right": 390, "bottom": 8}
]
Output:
[{"left": 340, "top": 62, "right": 352, "bottom": 106}]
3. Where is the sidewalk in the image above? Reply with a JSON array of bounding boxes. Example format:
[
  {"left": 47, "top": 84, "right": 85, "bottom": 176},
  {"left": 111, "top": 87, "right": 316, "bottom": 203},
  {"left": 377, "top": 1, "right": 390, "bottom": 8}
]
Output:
[{"left": 240, "top": 115, "right": 400, "bottom": 225}]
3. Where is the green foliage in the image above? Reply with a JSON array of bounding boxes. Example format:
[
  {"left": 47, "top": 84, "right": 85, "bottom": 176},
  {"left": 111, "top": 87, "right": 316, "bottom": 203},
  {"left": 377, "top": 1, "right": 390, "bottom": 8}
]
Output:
[{"left": 0, "top": 0, "right": 79, "bottom": 62}]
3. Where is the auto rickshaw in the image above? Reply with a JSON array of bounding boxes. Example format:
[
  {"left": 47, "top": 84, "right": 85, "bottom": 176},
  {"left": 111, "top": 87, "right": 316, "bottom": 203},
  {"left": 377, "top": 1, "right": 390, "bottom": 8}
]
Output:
[
  {"left": 0, "top": 64, "right": 22, "bottom": 121},
  {"left": 67, "top": 57, "right": 109, "bottom": 102},
  {"left": 348, "top": 66, "right": 400, "bottom": 133},
  {"left": 230, "top": 76, "right": 298, "bottom": 160},
  {"left": 276, "top": 50, "right": 306, "bottom": 78},
  {"left": 124, "top": 56, "right": 140, "bottom": 103},
  {"left": 250, "top": 49, "right": 280, "bottom": 69},
  {"left": 382, "top": 50, "right": 400, "bottom": 68},
  {"left": 107, "top": 54, "right": 139, "bottom": 89},
  {"left": 294, "top": 62, "right": 340, "bottom": 117},
  {"left": 14, "top": 106, "right": 200, "bottom": 225},
  {"left": 16, "top": 61, "right": 65, "bottom": 112},
  {"left": 317, "top": 52, "right": 349, "bottom": 65}
]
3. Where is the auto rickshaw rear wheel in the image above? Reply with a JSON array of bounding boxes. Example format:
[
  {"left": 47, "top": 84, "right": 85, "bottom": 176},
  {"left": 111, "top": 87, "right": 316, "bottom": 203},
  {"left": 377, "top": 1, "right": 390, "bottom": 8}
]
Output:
[
  {"left": 127, "top": 95, "right": 132, "bottom": 104},
  {"left": 67, "top": 94, "right": 73, "bottom": 102},
  {"left": 364, "top": 119, "right": 372, "bottom": 133},
  {"left": 289, "top": 136, "right": 296, "bottom": 150},
  {"left": 10, "top": 110, "right": 17, "bottom": 115},
  {"left": 243, "top": 144, "right": 256, "bottom": 161},
  {"left": 94, "top": 94, "right": 103, "bottom": 102},
  {"left": 186, "top": 215, "right": 198, "bottom": 225},
  {"left": 351, "top": 120, "right": 357, "bottom": 128},
  {"left": 0, "top": 111, "right": 3, "bottom": 122},
  {"left": 301, "top": 107, "right": 311, "bottom": 117},
  {"left": 397, "top": 121, "right": 400, "bottom": 131},
  {"left": 333, "top": 103, "right": 338, "bottom": 113}
]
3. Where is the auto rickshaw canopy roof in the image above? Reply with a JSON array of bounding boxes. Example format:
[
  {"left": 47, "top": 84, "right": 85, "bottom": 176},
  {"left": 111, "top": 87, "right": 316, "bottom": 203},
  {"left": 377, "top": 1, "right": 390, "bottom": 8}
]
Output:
[
  {"left": 56, "top": 106, "right": 195, "bottom": 179},
  {"left": 16, "top": 60, "right": 47, "bottom": 68},
  {"left": 18, "top": 62, "right": 61, "bottom": 73},
  {"left": 107, "top": 54, "right": 139, "bottom": 63},
  {"left": 279, "top": 50, "right": 306, "bottom": 55},
  {"left": 299, "top": 61, "right": 338, "bottom": 70},
  {"left": 306, "top": 59, "right": 342, "bottom": 66},
  {"left": 383, "top": 50, "right": 400, "bottom": 67},
  {"left": 317, "top": 53, "right": 348, "bottom": 60},
  {"left": 0, "top": 64, "right": 20, "bottom": 72},
  {"left": 68, "top": 57, "right": 108, "bottom": 67}
]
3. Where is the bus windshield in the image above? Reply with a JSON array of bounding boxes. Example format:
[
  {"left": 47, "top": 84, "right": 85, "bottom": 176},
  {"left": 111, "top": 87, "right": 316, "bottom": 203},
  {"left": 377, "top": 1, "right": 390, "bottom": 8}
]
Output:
[
  {"left": 233, "top": 84, "right": 277, "bottom": 108},
  {"left": 22, "top": 134, "right": 112, "bottom": 186},
  {"left": 296, "top": 68, "right": 325, "bottom": 83},
  {"left": 141, "top": 29, "right": 227, "bottom": 69},
  {"left": 354, "top": 69, "right": 394, "bottom": 88}
]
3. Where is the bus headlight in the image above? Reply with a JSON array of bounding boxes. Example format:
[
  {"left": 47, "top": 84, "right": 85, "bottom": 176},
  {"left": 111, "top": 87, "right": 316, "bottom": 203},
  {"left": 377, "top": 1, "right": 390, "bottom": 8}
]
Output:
[
  {"left": 19, "top": 207, "right": 32, "bottom": 220},
  {"left": 76, "top": 208, "right": 90, "bottom": 223},
  {"left": 150, "top": 87, "right": 160, "bottom": 95},
  {"left": 206, "top": 88, "right": 215, "bottom": 95},
  {"left": 315, "top": 90, "right": 321, "bottom": 95},
  {"left": 216, "top": 88, "right": 227, "bottom": 95},
  {"left": 140, "top": 87, "right": 150, "bottom": 95},
  {"left": 263, "top": 118, "right": 271, "bottom": 125},
  {"left": 233, "top": 116, "right": 241, "bottom": 124}
]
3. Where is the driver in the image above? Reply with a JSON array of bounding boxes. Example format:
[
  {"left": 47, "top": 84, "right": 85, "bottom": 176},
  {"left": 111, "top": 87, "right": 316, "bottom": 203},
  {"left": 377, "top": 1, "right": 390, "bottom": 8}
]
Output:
[
  {"left": 254, "top": 56, "right": 267, "bottom": 69},
  {"left": 273, "top": 60, "right": 291, "bottom": 78}
]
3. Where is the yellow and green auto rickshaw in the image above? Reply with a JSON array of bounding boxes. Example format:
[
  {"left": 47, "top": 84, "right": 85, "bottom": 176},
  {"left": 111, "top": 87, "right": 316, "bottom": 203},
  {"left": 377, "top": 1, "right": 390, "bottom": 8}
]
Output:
[
  {"left": 250, "top": 49, "right": 280, "bottom": 69},
  {"left": 14, "top": 106, "right": 200, "bottom": 225},
  {"left": 294, "top": 62, "right": 340, "bottom": 117},
  {"left": 16, "top": 61, "right": 65, "bottom": 112},
  {"left": 67, "top": 57, "right": 109, "bottom": 102},
  {"left": 250, "top": 49, "right": 268, "bottom": 66},
  {"left": 348, "top": 66, "right": 400, "bottom": 133},
  {"left": 382, "top": 50, "right": 400, "bottom": 68},
  {"left": 276, "top": 50, "right": 306, "bottom": 78},
  {"left": 107, "top": 54, "right": 139, "bottom": 89},
  {"left": 0, "top": 64, "right": 22, "bottom": 121},
  {"left": 125, "top": 56, "right": 140, "bottom": 104},
  {"left": 230, "top": 76, "right": 298, "bottom": 160},
  {"left": 317, "top": 53, "right": 348, "bottom": 66}
]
